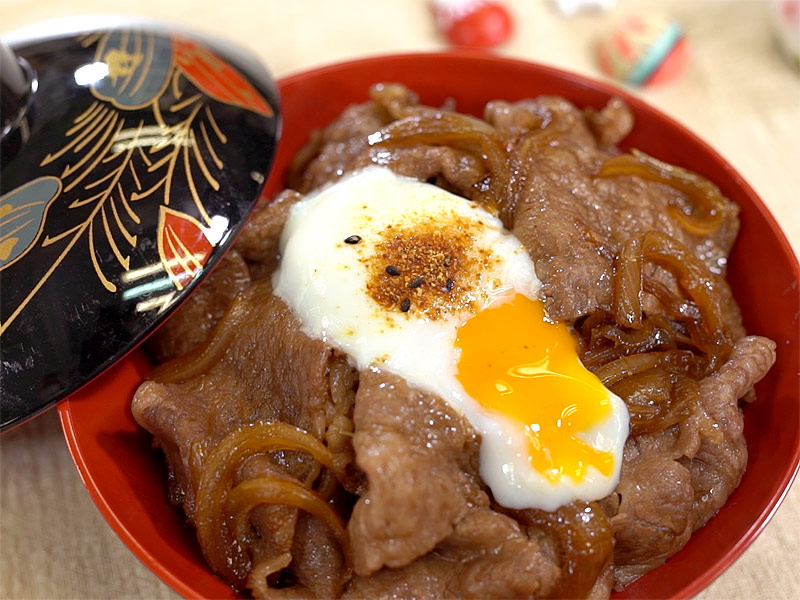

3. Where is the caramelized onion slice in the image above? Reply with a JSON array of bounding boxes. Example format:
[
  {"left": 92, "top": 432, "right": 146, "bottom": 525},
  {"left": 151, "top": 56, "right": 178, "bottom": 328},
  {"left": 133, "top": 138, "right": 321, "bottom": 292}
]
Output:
[
  {"left": 603, "top": 229, "right": 733, "bottom": 370},
  {"left": 596, "top": 150, "right": 727, "bottom": 235},
  {"left": 368, "top": 112, "right": 510, "bottom": 206},
  {"left": 610, "top": 364, "right": 700, "bottom": 436},
  {"left": 613, "top": 237, "right": 643, "bottom": 328},
  {"left": 148, "top": 282, "right": 273, "bottom": 384},
  {"left": 227, "top": 477, "right": 349, "bottom": 557},
  {"left": 519, "top": 501, "right": 613, "bottom": 600},
  {"left": 594, "top": 351, "right": 671, "bottom": 387},
  {"left": 195, "top": 421, "right": 333, "bottom": 587},
  {"left": 580, "top": 312, "right": 696, "bottom": 371},
  {"left": 640, "top": 231, "right": 733, "bottom": 369},
  {"left": 643, "top": 278, "right": 702, "bottom": 323},
  {"left": 597, "top": 230, "right": 734, "bottom": 372}
]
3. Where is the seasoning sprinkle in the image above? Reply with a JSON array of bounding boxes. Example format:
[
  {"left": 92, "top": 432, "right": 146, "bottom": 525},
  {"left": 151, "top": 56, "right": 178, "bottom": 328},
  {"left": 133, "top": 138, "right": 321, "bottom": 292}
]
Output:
[
  {"left": 400, "top": 298, "right": 411, "bottom": 312},
  {"left": 409, "top": 277, "right": 424, "bottom": 289},
  {"left": 445, "top": 278, "right": 455, "bottom": 292},
  {"left": 344, "top": 235, "right": 362, "bottom": 244},
  {"left": 443, "top": 255, "right": 453, "bottom": 268},
  {"left": 386, "top": 265, "right": 401, "bottom": 276}
]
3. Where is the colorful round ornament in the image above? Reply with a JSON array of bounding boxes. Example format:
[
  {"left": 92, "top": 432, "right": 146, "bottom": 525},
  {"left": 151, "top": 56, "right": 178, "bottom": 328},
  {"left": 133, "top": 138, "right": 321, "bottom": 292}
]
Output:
[{"left": 596, "top": 13, "right": 690, "bottom": 86}]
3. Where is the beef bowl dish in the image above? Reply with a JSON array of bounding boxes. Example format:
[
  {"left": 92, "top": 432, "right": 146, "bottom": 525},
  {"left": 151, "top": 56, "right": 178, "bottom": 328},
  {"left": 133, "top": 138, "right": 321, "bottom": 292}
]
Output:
[{"left": 59, "top": 53, "right": 800, "bottom": 600}]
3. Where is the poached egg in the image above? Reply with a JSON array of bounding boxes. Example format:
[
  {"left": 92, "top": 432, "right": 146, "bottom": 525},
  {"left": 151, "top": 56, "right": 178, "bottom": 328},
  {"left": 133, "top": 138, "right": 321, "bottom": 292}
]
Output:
[{"left": 273, "top": 166, "right": 629, "bottom": 511}]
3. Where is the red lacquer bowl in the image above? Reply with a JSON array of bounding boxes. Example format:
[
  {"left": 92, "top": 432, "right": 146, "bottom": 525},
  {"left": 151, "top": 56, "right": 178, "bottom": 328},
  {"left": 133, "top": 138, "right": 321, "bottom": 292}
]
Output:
[{"left": 59, "top": 52, "right": 800, "bottom": 600}]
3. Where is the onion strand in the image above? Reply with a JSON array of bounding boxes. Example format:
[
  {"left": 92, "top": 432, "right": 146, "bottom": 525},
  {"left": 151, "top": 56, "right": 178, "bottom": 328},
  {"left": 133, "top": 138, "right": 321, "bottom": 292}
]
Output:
[
  {"left": 370, "top": 112, "right": 510, "bottom": 207},
  {"left": 595, "top": 150, "right": 727, "bottom": 236},
  {"left": 195, "top": 421, "right": 333, "bottom": 587},
  {"left": 227, "top": 477, "right": 349, "bottom": 557}
]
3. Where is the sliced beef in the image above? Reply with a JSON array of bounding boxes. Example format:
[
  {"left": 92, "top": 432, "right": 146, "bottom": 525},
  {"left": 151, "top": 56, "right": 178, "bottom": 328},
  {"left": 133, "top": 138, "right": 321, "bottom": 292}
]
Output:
[
  {"left": 133, "top": 279, "right": 335, "bottom": 520},
  {"left": 134, "top": 276, "right": 362, "bottom": 597},
  {"left": 348, "top": 367, "right": 486, "bottom": 575},
  {"left": 344, "top": 478, "right": 566, "bottom": 599},
  {"left": 288, "top": 85, "right": 488, "bottom": 199},
  {"left": 344, "top": 500, "right": 612, "bottom": 600},
  {"left": 583, "top": 96, "right": 635, "bottom": 148},
  {"left": 235, "top": 189, "right": 304, "bottom": 280},
  {"left": 324, "top": 355, "right": 364, "bottom": 496},
  {"left": 610, "top": 433, "right": 695, "bottom": 586},
  {"left": 609, "top": 335, "right": 776, "bottom": 588},
  {"left": 145, "top": 249, "right": 251, "bottom": 363},
  {"left": 490, "top": 96, "right": 741, "bottom": 323},
  {"left": 146, "top": 186, "right": 307, "bottom": 366},
  {"left": 344, "top": 532, "right": 561, "bottom": 600},
  {"left": 287, "top": 87, "right": 401, "bottom": 193},
  {"left": 288, "top": 513, "right": 352, "bottom": 599},
  {"left": 347, "top": 368, "right": 615, "bottom": 599},
  {"left": 133, "top": 85, "right": 777, "bottom": 600},
  {"left": 686, "top": 335, "right": 777, "bottom": 527}
]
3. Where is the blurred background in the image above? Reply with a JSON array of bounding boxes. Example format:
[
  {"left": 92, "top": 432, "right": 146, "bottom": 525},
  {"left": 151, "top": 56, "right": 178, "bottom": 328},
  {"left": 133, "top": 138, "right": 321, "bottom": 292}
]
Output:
[{"left": 1, "top": 1, "right": 798, "bottom": 599}]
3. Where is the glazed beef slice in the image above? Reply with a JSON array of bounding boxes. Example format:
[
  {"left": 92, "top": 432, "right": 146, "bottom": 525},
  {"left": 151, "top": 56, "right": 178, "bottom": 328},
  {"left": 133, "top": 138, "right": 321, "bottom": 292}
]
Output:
[
  {"left": 288, "top": 84, "right": 486, "bottom": 197},
  {"left": 132, "top": 279, "right": 335, "bottom": 520},
  {"left": 293, "top": 88, "right": 743, "bottom": 328},
  {"left": 145, "top": 249, "right": 251, "bottom": 363},
  {"left": 609, "top": 336, "right": 776, "bottom": 587},
  {"left": 486, "top": 96, "right": 741, "bottom": 322},
  {"left": 346, "top": 368, "right": 567, "bottom": 599},
  {"left": 145, "top": 186, "right": 307, "bottom": 368},
  {"left": 348, "top": 367, "right": 486, "bottom": 575}
]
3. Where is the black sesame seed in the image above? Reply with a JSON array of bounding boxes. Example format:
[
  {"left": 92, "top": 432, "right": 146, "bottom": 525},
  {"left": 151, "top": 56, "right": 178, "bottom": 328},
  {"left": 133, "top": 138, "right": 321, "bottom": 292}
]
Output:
[
  {"left": 445, "top": 278, "right": 455, "bottom": 292},
  {"left": 409, "top": 277, "right": 424, "bottom": 289},
  {"left": 344, "top": 235, "right": 361, "bottom": 244},
  {"left": 386, "top": 265, "right": 401, "bottom": 276},
  {"left": 400, "top": 298, "right": 411, "bottom": 312}
]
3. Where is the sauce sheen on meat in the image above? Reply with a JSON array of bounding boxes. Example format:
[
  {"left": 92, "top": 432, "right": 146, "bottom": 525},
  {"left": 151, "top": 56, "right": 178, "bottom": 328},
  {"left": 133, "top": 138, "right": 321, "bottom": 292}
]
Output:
[{"left": 135, "top": 83, "right": 776, "bottom": 599}]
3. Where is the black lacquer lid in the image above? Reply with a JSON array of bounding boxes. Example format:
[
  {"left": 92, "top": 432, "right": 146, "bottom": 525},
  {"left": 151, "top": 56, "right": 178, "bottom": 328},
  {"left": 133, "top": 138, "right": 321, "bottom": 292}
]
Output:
[{"left": 0, "top": 20, "right": 281, "bottom": 430}]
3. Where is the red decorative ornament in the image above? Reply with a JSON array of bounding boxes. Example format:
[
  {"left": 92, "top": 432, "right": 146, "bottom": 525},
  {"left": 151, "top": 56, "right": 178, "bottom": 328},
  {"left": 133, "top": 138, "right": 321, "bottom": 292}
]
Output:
[{"left": 430, "top": 0, "right": 514, "bottom": 48}]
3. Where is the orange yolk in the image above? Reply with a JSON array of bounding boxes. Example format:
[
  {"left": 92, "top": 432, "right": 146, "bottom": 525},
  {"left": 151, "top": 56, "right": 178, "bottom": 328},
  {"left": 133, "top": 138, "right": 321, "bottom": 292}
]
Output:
[{"left": 455, "top": 294, "right": 614, "bottom": 484}]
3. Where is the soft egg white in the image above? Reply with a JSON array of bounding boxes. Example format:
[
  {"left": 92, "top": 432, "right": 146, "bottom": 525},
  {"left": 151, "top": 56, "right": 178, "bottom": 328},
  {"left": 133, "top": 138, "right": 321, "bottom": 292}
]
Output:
[{"left": 273, "top": 165, "right": 629, "bottom": 511}]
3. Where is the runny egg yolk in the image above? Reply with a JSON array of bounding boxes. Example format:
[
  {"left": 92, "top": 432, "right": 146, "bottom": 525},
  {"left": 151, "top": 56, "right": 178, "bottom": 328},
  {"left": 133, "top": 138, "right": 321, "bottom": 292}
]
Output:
[
  {"left": 275, "top": 166, "right": 628, "bottom": 509},
  {"left": 456, "top": 294, "right": 614, "bottom": 485}
]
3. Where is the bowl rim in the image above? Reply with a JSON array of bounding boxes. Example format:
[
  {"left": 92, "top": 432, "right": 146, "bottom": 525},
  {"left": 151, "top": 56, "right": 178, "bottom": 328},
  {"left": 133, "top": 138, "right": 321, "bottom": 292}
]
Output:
[
  {"left": 58, "top": 50, "right": 800, "bottom": 600},
  {"left": 60, "top": 384, "right": 205, "bottom": 598}
]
